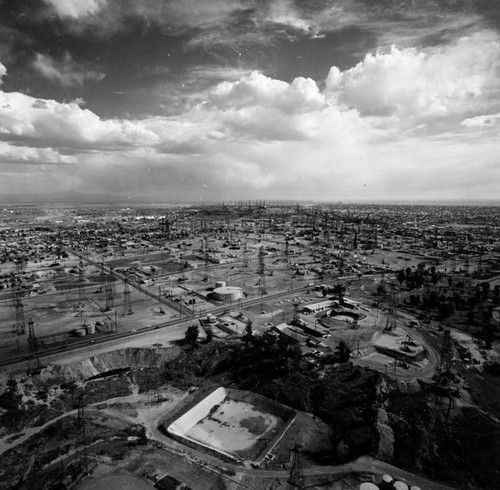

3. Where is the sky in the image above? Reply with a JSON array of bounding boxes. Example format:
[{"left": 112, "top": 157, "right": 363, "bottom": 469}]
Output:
[{"left": 0, "top": 0, "right": 499, "bottom": 203}]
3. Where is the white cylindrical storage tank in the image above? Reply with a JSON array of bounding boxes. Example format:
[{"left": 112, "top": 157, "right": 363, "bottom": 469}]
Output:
[
  {"left": 213, "top": 286, "right": 243, "bottom": 302},
  {"left": 215, "top": 280, "right": 226, "bottom": 288},
  {"left": 410, "top": 487, "right": 421, "bottom": 490},
  {"left": 75, "top": 328, "right": 87, "bottom": 337},
  {"left": 380, "top": 475, "right": 393, "bottom": 489},
  {"left": 86, "top": 324, "right": 96, "bottom": 335},
  {"left": 359, "top": 483, "right": 379, "bottom": 490},
  {"left": 394, "top": 482, "right": 409, "bottom": 490}
]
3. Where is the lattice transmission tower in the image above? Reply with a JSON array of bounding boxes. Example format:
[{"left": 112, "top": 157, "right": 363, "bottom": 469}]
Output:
[
  {"left": 123, "top": 279, "right": 133, "bottom": 315},
  {"left": 288, "top": 444, "right": 305, "bottom": 490},
  {"left": 13, "top": 288, "right": 26, "bottom": 336}
]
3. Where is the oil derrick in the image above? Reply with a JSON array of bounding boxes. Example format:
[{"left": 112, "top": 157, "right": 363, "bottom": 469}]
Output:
[
  {"left": 15, "top": 256, "right": 25, "bottom": 275},
  {"left": 76, "top": 393, "right": 89, "bottom": 475},
  {"left": 293, "top": 303, "right": 300, "bottom": 324},
  {"left": 287, "top": 444, "right": 305, "bottom": 489},
  {"left": 434, "top": 327, "right": 457, "bottom": 420},
  {"left": 202, "top": 237, "right": 209, "bottom": 280},
  {"left": 104, "top": 266, "right": 115, "bottom": 311},
  {"left": 338, "top": 246, "right": 345, "bottom": 276},
  {"left": 13, "top": 288, "right": 26, "bottom": 336},
  {"left": 98, "top": 262, "right": 106, "bottom": 293},
  {"left": 123, "top": 279, "right": 133, "bottom": 315},
  {"left": 285, "top": 240, "right": 290, "bottom": 269},
  {"left": 321, "top": 247, "right": 328, "bottom": 279},
  {"left": 383, "top": 284, "right": 398, "bottom": 333},
  {"left": 147, "top": 370, "right": 161, "bottom": 404},
  {"left": 477, "top": 254, "right": 486, "bottom": 276},
  {"left": 104, "top": 280, "right": 114, "bottom": 311},
  {"left": 27, "top": 318, "right": 38, "bottom": 354},
  {"left": 27, "top": 318, "right": 44, "bottom": 375},
  {"left": 440, "top": 327, "right": 453, "bottom": 373},
  {"left": 77, "top": 257, "right": 86, "bottom": 307},
  {"left": 243, "top": 241, "right": 249, "bottom": 268},
  {"left": 258, "top": 246, "right": 267, "bottom": 295},
  {"left": 339, "top": 221, "right": 345, "bottom": 244}
]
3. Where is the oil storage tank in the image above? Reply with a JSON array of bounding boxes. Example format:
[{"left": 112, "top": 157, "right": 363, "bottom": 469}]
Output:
[{"left": 213, "top": 286, "right": 243, "bottom": 302}]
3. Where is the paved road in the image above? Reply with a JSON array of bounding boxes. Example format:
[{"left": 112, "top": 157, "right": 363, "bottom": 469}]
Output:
[
  {"left": 0, "top": 402, "right": 455, "bottom": 490},
  {"left": 0, "top": 270, "right": 358, "bottom": 368}
]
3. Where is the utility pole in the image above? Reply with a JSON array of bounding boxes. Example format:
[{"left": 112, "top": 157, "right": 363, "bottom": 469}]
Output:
[
  {"left": 243, "top": 240, "right": 249, "bottom": 268},
  {"left": 285, "top": 240, "right": 290, "bottom": 270},
  {"left": 258, "top": 246, "right": 267, "bottom": 296}
]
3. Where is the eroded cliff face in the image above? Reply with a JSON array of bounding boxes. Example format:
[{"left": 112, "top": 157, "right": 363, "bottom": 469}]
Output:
[
  {"left": 41, "top": 346, "right": 180, "bottom": 382},
  {"left": 0, "top": 346, "right": 181, "bottom": 440}
]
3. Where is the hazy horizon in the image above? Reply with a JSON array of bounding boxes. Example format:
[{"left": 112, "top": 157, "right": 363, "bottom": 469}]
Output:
[{"left": 1, "top": 190, "right": 500, "bottom": 209}]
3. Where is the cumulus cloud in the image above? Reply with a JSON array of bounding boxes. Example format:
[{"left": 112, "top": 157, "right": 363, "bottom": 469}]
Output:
[
  {"left": 33, "top": 53, "right": 105, "bottom": 87},
  {"left": 0, "top": 91, "right": 159, "bottom": 149},
  {"left": 2, "top": 24, "right": 500, "bottom": 201},
  {"left": 44, "top": 0, "right": 107, "bottom": 19},
  {"left": 0, "top": 62, "right": 5, "bottom": 84},
  {"left": 325, "top": 32, "right": 500, "bottom": 117},
  {"left": 0, "top": 142, "right": 76, "bottom": 165},
  {"left": 209, "top": 71, "right": 325, "bottom": 114},
  {"left": 461, "top": 113, "right": 500, "bottom": 128}
]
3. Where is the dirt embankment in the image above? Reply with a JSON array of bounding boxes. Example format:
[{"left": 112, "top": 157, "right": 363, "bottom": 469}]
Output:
[
  {"left": 42, "top": 346, "right": 181, "bottom": 382},
  {"left": 0, "top": 347, "right": 180, "bottom": 440}
]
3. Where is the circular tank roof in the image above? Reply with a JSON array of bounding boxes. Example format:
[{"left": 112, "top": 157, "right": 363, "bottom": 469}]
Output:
[{"left": 213, "top": 286, "right": 242, "bottom": 294}]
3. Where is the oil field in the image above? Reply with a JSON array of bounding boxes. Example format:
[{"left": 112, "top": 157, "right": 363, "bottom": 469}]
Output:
[
  {"left": 0, "top": 202, "right": 499, "bottom": 490},
  {"left": 3, "top": 0, "right": 500, "bottom": 488}
]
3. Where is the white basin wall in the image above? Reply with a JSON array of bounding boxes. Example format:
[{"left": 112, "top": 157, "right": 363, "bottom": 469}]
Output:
[{"left": 168, "top": 386, "right": 227, "bottom": 437}]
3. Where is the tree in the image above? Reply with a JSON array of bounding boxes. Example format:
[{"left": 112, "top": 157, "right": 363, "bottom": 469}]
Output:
[
  {"left": 244, "top": 320, "right": 253, "bottom": 342},
  {"left": 396, "top": 270, "right": 406, "bottom": 285},
  {"left": 185, "top": 324, "right": 199, "bottom": 348},
  {"left": 205, "top": 326, "right": 213, "bottom": 343},
  {"left": 333, "top": 284, "right": 345, "bottom": 302},
  {"left": 439, "top": 300, "right": 455, "bottom": 322},
  {"left": 335, "top": 341, "right": 351, "bottom": 363}
]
